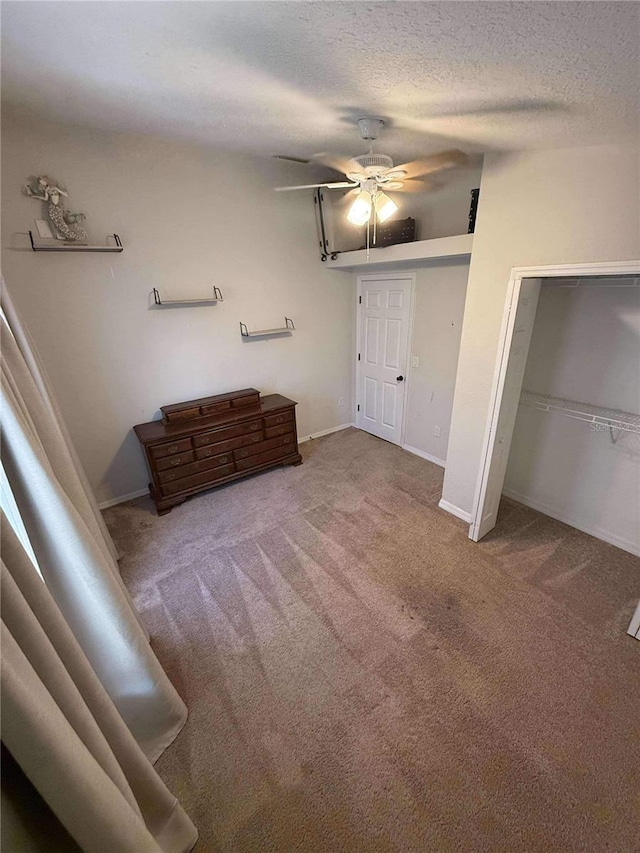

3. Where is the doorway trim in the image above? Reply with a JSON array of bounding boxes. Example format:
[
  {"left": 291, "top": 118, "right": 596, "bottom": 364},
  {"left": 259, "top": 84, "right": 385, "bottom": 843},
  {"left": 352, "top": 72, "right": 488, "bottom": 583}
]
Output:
[{"left": 355, "top": 270, "right": 417, "bottom": 447}]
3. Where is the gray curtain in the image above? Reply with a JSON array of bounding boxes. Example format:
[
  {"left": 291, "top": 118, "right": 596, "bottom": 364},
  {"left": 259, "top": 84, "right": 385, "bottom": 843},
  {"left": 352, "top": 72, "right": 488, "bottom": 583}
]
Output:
[
  {"left": 1, "top": 516, "right": 197, "bottom": 852},
  {"left": 1, "top": 277, "right": 197, "bottom": 849},
  {"left": 1, "top": 279, "right": 186, "bottom": 757},
  {"left": 1, "top": 276, "right": 119, "bottom": 564}
]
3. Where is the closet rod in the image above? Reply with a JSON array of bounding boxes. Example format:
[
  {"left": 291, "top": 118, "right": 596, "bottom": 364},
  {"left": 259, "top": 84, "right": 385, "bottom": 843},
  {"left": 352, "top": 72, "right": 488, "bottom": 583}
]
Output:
[{"left": 520, "top": 391, "right": 640, "bottom": 434}]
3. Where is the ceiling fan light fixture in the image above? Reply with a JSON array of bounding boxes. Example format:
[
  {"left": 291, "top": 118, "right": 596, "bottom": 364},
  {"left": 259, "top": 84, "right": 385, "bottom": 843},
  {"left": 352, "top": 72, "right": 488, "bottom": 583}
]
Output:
[
  {"left": 347, "top": 190, "right": 372, "bottom": 226},
  {"left": 375, "top": 191, "right": 398, "bottom": 223}
]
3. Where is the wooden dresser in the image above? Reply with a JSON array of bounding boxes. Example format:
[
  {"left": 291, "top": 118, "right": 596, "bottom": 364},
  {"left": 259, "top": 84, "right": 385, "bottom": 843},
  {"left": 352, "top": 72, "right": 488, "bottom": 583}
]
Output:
[{"left": 134, "top": 388, "right": 302, "bottom": 515}]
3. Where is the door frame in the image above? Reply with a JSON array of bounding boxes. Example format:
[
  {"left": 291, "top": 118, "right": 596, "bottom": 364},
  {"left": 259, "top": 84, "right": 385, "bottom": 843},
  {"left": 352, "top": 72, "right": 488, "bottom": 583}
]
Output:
[
  {"left": 468, "top": 259, "right": 640, "bottom": 637},
  {"left": 355, "top": 271, "right": 417, "bottom": 447},
  {"left": 468, "top": 275, "right": 543, "bottom": 541},
  {"left": 628, "top": 601, "right": 640, "bottom": 640}
]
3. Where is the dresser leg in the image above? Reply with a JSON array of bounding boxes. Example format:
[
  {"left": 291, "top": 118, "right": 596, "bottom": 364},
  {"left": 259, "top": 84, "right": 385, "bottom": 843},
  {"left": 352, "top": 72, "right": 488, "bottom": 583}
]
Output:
[{"left": 150, "top": 484, "right": 184, "bottom": 516}]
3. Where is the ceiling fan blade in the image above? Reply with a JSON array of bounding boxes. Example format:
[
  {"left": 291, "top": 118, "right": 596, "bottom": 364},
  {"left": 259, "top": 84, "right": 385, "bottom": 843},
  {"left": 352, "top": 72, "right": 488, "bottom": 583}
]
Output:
[
  {"left": 394, "top": 149, "right": 468, "bottom": 180},
  {"left": 272, "top": 154, "right": 311, "bottom": 164},
  {"left": 428, "top": 99, "right": 564, "bottom": 119},
  {"left": 393, "top": 178, "right": 443, "bottom": 193},
  {"left": 334, "top": 188, "right": 360, "bottom": 207},
  {"left": 311, "top": 152, "right": 355, "bottom": 175},
  {"left": 275, "top": 182, "right": 357, "bottom": 192}
]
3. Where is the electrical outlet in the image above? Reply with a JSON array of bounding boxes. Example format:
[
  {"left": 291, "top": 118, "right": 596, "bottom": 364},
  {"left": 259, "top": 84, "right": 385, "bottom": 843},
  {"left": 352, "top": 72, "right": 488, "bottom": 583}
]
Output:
[
  {"left": 338, "top": 397, "right": 345, "bottom": 407},
  {"left": 433, "top": 425, "right": 441, "bottom": 438},
  {"left": 412, "top": 356, "right": 420, "bottom": 368}
]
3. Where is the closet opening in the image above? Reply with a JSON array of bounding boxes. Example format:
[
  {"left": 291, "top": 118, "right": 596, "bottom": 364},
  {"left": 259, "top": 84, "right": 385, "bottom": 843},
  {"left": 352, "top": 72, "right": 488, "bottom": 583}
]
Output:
[{"left": 470, "top": 261, "right": 639, "bottom": 556}]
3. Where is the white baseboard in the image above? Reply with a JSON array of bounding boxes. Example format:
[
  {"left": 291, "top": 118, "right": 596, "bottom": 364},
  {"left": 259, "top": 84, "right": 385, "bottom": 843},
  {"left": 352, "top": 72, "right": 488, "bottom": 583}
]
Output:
[
  {"left": 99, "top": 488, "right": 149, "bottom": 510},
  {"left": 502, "top": 488, "right": 640, "bottom": 557},
  {"left": 438, "top": 498, "right": 472, "bottom": 523},
  {"left": 403, "top": 444, "right": 446, "bottom": 468},
  {"left": 298, "top": 423, "right": 354, "bottom": 443}
]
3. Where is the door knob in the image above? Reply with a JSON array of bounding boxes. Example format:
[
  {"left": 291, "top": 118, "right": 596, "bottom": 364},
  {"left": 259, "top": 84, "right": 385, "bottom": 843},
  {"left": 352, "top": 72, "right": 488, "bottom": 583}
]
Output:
[{"left": 396, "top": 375, "right": 404, "bottom": 382}]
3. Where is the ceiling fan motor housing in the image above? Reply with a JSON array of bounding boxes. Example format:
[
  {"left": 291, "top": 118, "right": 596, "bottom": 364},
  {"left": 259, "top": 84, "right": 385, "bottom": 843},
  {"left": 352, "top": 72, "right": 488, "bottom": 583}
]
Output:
[
  {"left": 357, "top": 117, "right": 385, "bottom": 140},
  {"left": 348, "top": 153, "right": 394, "bottom": 181}
]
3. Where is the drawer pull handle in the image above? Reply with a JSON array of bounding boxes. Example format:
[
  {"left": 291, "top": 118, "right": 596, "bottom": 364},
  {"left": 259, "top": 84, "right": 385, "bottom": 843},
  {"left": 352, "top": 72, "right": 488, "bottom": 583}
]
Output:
[
  {"left": 165, "top": 473, "right": 176, "bottom": 481},
  {"left": 275, "top": 416, "right": 284, "bottom": 424},
  {"left": 250, "top": 423, "right": 259, "bottom": 431},
  {"left": 252, "top": 434, "right": 260, "bottom": 442},
  {"left": 170, "top": 458, "right": 182, "bottom": 466},
  {"left": 284, "top": 436, "right": 292, "bottom": 443},
  {"left": 220, "top": 456, "right": 228, "bottom": 463},
  {"left": 168, "top": 444, "right": 179, "bottom": 453}
]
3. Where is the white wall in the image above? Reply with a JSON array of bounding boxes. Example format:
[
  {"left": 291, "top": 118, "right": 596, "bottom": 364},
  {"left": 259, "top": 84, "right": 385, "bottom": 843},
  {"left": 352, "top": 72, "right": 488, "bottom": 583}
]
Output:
[
  {"left": 404, "top": 260, "right": 469, "bottom": 464},
  {"left": 1, "top": 110, "right": 354, "bottom": 504},
  {"left": 442, "top": 144, "right": 640, "bottom": 517},
  {"left": 504, "top": 280, "right": 640, "bottom": 554}
]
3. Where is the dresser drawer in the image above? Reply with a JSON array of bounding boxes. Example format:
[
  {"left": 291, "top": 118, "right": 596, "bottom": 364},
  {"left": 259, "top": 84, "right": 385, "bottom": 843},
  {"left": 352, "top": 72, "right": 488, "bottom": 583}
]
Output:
[
  {"left": 233, "top": 433, "right": 295, "bottom": 462},
  {"left": 193, "top": 419, "right": 263, "bottom": 448},
  {"left": 232, "top": 392, "right": 260, "bottom": 409},
  {"left": 163, "top": 407, "right": 201, "bottom": 423},
  {"left": 264, "top": 410, "right": 294, "bottom": 429},
  {"left": 157, "top": 452, "right": 233, "bottom": 484},
  {"left": 155, "top": 450, "right": 195, "bottom": 471},
  {"left": 194, "top": 432, "right": 263, "bottom": 459},
  {"left": 235, "top": 444, "right": 296, "bottom": 472},
  {"left": 150, "top": 438, "right": 193, "bottom": 460},
  {"left": 160, "top": 463, "right": 235, "bottom": 496},
  {"left": 264, "top": 423, "right": 295, "bottom": 440},
  {"left": 200, "top": 400, "right": 232, "bottom": 417}
]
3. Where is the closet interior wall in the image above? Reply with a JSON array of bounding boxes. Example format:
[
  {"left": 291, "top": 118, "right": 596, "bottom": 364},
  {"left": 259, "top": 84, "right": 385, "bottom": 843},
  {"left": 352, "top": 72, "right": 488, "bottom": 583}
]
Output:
[{"left": 504, "top": 275, "right": 640, "bottom": 555}]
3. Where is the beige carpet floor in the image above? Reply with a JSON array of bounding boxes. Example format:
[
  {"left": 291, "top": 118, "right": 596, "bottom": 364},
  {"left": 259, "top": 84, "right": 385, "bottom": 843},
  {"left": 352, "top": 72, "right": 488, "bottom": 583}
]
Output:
[{"left": 104, "top": 427, "right": 640, "bottom": 853}]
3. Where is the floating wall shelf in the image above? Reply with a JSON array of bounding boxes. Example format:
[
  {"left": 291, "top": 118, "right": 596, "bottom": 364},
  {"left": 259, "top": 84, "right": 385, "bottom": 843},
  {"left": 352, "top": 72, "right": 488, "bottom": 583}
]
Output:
[
  {"left": 520, "top": 391, "right": 640, "bottom": 434},
  {"left": 152, "top": 286, "right": 223, "bottom": 306},
  {"left": 324, "top": 233, "right": 473, "bottom": 271},
  {"left": 240, "top": 318, "right": 295, "bottom": 338},
  {"left": 29, "top": 231, "right": 123, "bottom": 253}
]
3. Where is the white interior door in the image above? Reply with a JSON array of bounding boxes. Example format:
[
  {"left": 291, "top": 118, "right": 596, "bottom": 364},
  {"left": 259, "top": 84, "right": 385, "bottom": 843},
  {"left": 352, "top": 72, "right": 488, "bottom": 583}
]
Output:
[
  {"left": 357, "top": 275, "right": 413, "bottom": 445},
  {"left": 469, "top": 277, "right": 542, "bottom": 541}
]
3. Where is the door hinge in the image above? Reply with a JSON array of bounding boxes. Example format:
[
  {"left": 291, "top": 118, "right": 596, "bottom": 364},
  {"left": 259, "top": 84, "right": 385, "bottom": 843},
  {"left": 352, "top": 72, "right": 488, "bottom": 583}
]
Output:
[
  {"left": 357, "top": 404, "right": 360, "bottom": 412},
  {"left": 358, "top": 353, "right": 361, "bottom": 361},
  {"left": 359, "top": 295, "right": 362, "bottom": 304}
]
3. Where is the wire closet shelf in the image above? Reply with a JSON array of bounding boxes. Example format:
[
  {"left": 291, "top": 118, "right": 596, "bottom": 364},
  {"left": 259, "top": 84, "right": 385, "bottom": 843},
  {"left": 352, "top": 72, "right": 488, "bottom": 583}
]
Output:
[{"left": 520, "top": 391, "right": 640, "bottom": 435}]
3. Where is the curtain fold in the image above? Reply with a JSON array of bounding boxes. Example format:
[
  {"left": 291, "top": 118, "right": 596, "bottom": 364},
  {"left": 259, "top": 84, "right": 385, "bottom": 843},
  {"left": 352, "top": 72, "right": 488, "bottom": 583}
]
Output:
[
  {"left": 1, "top": 517, "right": 197, "bottom": 853},
  {"left": 0, "top": 278, "right": 186, "bottom": 758},
  {"left": 1, "top": 277, "right": 119, "bottom": 564}
]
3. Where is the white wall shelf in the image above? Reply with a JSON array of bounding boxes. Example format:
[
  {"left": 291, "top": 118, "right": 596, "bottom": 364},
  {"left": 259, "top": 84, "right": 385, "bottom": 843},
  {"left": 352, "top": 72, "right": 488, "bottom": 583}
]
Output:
[
  {"left": 520, "top": 390, "right": 640, "bottom": 434},
  {"left": 240, "top": 318, "right": 295, "bottom": 338},
  {"left": 324, "top": 233, "right": 473, "bottom": 271},
  {"left": 152, "top": 286, "right": 223, "bottom": 306},
  {"left": 29, "top": 231, "right": 123, "bottom": 252}
]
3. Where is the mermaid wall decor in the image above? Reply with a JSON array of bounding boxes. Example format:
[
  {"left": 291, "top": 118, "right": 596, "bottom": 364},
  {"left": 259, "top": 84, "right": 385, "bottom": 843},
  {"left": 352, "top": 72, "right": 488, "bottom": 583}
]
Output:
[{"left": 24, "top": 175, "right": 88, "bottom": 242}]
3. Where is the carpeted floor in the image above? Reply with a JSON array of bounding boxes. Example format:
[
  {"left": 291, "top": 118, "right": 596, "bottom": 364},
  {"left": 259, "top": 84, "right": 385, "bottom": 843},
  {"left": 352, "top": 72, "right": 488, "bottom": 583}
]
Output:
[{"left": 104, "top": 427, "right": 640, "bottom": 853}]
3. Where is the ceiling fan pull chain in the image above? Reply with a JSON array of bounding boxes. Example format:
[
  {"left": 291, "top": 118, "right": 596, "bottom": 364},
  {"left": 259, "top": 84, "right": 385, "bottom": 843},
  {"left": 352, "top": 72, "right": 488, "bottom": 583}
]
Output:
[{"left": 373, "top": 196, "right": 377, "bottom": 246}]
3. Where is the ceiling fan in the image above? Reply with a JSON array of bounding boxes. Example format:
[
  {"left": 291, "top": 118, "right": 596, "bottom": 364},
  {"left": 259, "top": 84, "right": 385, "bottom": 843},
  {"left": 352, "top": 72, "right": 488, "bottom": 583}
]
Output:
[{"left": 275, "top": 117, "right": 468, "bottom": 227}]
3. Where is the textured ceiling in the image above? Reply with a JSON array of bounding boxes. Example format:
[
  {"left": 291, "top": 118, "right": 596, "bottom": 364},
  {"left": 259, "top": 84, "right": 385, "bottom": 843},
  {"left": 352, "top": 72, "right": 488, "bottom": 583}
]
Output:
[{"left": 2, "top": 1, "right": 639, "bottom": 163}]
